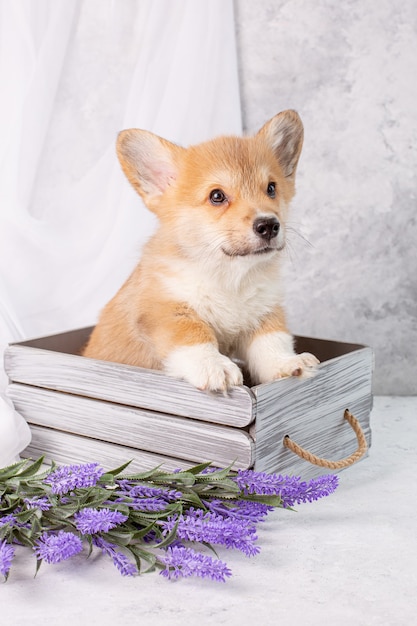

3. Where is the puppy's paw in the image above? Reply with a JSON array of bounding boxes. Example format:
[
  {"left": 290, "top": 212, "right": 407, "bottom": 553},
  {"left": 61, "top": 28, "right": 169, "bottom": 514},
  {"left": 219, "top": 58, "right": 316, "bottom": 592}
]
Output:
[
  {"left": 270, "top": 352, "right": 320, "bottom": 380},
  {"left": 246, "top": 331, "right": 320, "bottom": 384},
  {"left": 164, "top": 343, "right": 243, "bottom": 392}
]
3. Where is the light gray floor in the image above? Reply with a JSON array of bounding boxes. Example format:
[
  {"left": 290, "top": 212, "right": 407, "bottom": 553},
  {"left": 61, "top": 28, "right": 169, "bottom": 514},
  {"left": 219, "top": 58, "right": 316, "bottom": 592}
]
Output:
[{"left": 3, "top": 396, "right": 416, "bottom": 626}]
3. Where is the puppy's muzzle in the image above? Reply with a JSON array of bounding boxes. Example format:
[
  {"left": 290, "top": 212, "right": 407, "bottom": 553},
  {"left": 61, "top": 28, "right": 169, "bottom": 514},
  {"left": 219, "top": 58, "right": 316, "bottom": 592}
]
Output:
[{"left": 253, "top": 217, "right": 280, "bottom": 241}]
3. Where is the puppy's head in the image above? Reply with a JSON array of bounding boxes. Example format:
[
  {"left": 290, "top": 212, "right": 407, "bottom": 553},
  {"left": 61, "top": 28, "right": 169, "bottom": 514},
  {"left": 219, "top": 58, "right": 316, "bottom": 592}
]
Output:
[{"left": 117, "top": 110, "right": 303, "bottom": 263}]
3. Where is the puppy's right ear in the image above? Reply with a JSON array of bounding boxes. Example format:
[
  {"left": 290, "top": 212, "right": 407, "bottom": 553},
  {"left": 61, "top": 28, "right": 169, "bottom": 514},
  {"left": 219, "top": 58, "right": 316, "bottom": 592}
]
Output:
[
  {"left": 116, "top": 130, "right": 184, "bottom": 204},
  {"left": 258, "top": 110, "right": 304, "bottom": 179}
]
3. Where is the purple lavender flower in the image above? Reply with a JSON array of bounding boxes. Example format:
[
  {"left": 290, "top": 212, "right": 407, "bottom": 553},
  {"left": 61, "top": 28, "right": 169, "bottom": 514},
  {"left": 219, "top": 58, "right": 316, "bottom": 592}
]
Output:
[
  {"left": 114, "top": 482, "right": 182, "bottom": 512},
  {"left": 206, "top": 499, "right": 273, "bottom": 523},
  {"left": 129, "top": 497, "right": 169, "bottom": 512},
  {"left": 117, "top": 481, "right": 182, "bottom": 501},
  {"left": 93, "top": 536, "right": 137, "bottom": 576},
  {"left": 73, "top": 508, "right": 128, "bottom": 534},
  {"left": 162, "top": 510, "right": 260, "bottom": 557},
  {"left": 0, "top": 513, "right": 17, "bottom": 528},
  {"left": 234, "top": 470, "right": 339, "bottom": 508},
  {"left": 0, "top": 512, "right": 30, "bottom": 530},
  {"left": 23, "top": 496, "right": 52, "bottom": 511},
  {"left": 0, "top": 540, "right": 15, "bottom": 577},
  {"left": 111, "top": 550, "right": 139, "bottom": 577},
  {"left": 160, "top": 546, "right": 232, "bottom": 582},
  {"left": 235, "top": 469, "right": 300, "bottom": 496},
  {"left": 281, "top": 474, "right": 340, "bottom": 507},
  {"left": 33, "top": 531, "right": 83, "bottom": 564},
  {"left": 44, "top": 463, "right": 104, "bottom": 495}
]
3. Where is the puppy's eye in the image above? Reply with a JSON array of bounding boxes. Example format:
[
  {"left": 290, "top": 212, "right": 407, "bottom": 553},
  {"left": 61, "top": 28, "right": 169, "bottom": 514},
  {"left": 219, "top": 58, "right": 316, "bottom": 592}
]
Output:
[
  {"left": 209, "top": 189, "right": 227, "bottom": 205},
  {"left": 267, "top": 182, "right": 276, "bottom": 198}
]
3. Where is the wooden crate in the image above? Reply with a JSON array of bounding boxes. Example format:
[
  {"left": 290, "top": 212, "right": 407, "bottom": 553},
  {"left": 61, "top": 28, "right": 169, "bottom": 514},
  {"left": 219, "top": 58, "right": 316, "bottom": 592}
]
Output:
[{"left": 4, "top": 328, "right": 373, "bottom": 478}]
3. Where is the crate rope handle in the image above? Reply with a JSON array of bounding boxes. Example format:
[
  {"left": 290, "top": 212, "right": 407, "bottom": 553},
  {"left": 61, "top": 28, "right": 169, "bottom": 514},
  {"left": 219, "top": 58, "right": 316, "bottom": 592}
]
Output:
[{"left": 283, "top": 409, "right": 368, "bottom": 470}]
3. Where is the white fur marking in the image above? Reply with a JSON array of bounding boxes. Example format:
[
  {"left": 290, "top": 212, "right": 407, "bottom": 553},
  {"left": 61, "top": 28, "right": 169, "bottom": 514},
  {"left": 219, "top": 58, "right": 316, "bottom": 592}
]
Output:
[
  {"left": 164, "top": 343, "right": 243, "bottom": 391},
  {"left": 161, "top": 257, "right": 284, "bottom": 343},
  {"left": 246, "top": 331, "right": 319, "bottom": 384}
]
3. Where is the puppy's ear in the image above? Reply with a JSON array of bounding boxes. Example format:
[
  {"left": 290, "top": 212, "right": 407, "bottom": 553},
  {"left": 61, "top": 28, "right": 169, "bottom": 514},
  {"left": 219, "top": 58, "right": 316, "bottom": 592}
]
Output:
[
  {"left": 116, "top": 130, "right": 184, "bottom": 202},
  {"left": 258, "top": 110, "right": 304, "bottom": 178}
]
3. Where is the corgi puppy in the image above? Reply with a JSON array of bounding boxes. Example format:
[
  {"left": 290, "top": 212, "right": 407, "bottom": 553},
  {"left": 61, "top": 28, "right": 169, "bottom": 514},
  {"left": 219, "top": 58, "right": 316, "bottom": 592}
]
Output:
[{"left": 83, "top": 110, "right": 319, "bottom": 390}]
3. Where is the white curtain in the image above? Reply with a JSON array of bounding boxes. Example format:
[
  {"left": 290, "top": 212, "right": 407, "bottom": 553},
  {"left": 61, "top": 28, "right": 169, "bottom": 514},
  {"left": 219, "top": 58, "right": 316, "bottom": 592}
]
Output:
[{"left": 0, "top": 0, "right": 242, "bottom": 466}]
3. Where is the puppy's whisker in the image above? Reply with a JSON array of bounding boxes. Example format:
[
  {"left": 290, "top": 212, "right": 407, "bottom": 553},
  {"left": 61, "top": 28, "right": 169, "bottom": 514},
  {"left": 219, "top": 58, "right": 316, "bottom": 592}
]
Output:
[
  {"left": 283, "top": 239, "right": 297, "bottom": 265},
  {"left": 286, "top": 225, "right": 314, "bottom": 249}
]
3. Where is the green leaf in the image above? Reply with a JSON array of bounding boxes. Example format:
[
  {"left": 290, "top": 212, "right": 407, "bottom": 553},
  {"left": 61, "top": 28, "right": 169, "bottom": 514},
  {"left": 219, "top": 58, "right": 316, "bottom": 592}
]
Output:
[
  {"left": 194, "top": 463, "right": 236, "bottom": 482},
  {"left": 200, "top": 481, "right": 233, "bottom": 492},
  {"left": 183, "top": 462, "right": 214, "bottom": 475},
  {"left": 0, "top": 526, "right": 10, "bottom": 541},
  {"left": 128, "top": 546, "right": 157, "bottom": 573},
  {"left": 101, "top": 460, "right": 132, "bottom": 478},
  {"left": 16, "top": 526, "right": 36, "bottom": 542},
  {"left": 29, "top": 517, "right": 42, "bottom": 539},
  {"left": 15, "top": 509, "right": 37, "bottom": 524},
  {"left": 131, "top": 522, "right": 156, "bottom": 541},
  {"left": 116, "top": 466, "right": 163, "bottom": 481},
  {"left": 104, "top": 503, "right": 131, "bottom": 517},
  {"left": 151, "top": 472, "right": 196, "bottom": 487},
  {"left": 202, "top": 541, "right": 219, "bottom": 558},
  {"left": 178, "top": 491, "right": 206, "bottom": 509},
  {"left": 34, "top": 558, "right": 43, "bottom": 578},
  {"left": 104, "top": 530, "right": 135, "bottom": 547},
  {"left": 154, "top": 516, "right": 180, "bottom": 549},
  {"left": 44, "top": 503, "right": 80, "bottom": 520},
  {"left": 22, "top": 468, "right": 54, "bottom": 484},
  {"left": 1, "top": 494, "right": 22, "bottom": 510},
  {"left": 15, "top": 456, "right": 45, "bottom": 479},
  {"left": 0, "top": 459, "right": 29, "bottom": 480},
  {"left": 77, "top": 490, "right": 113, "bottom": 509},
  {"left": 127, "top": 547, "right": 142, "bottom": 574},
  {"left": 85, "top": 535, "right": 94, "bottom": 557},
  {"left": 13, "top": 531, "right": 36, "bottom": 549},
  {"left": 242, "top": 494, "right": 285, "bottom": 507},
  {"left": 127, "top": 503, "right": 181, "bottom": 525}
]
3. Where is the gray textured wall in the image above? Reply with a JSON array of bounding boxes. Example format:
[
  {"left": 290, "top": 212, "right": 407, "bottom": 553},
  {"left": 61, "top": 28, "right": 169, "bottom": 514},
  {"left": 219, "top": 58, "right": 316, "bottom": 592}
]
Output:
[{"left": 235, "top": 0, "right": 417, "bottom": 395}]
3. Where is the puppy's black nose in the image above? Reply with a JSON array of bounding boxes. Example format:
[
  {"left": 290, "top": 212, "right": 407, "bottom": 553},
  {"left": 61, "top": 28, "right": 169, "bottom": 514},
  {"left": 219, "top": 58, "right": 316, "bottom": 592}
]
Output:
[{"left": 253, "top": 217, "right": 280, "bottom": 241}]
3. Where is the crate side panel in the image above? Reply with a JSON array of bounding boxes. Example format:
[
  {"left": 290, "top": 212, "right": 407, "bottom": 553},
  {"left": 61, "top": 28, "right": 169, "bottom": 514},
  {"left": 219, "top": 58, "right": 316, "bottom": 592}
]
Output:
[
  {"left": 23, "top": 425, "right": 196, "bottom": 473},
  {"left": 10, "top": 383, "right": 254, "bottom": 470},
  {"left": 253, "top": 348, "right": 373, "bottom": 478},
  {"left": 4, "top": 345, "right": 255, "bottom": 427}
]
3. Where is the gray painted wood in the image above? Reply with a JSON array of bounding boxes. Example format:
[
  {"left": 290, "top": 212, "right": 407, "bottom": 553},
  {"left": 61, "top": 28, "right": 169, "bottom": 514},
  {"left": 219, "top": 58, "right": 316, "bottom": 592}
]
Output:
[
  {"left": 252, "top": 348, "right": 373, "bottom": 477},
  {"left": 8, "top": 383, "right": 254, "bottom": 470},
  {"left": 24, "top": 425, "right": 194, "bottom": 473},
  {"left": 4, "top": 344, "right": 255, "bottom": 427}
]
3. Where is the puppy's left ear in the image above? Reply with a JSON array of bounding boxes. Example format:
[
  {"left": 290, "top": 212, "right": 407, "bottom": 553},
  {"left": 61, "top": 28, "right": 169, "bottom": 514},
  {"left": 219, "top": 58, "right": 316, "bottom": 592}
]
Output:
[
  {"left": 258, "top": 110, "right": 304, "bottom": 178},
  {"left": 116, "top": 129, "right": 184, "bottom": 205}
]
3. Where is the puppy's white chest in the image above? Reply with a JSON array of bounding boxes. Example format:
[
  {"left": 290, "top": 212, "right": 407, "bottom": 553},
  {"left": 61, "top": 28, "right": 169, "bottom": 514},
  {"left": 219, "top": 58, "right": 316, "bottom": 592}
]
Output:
[{"left": 163, "top": 261, "right": 282, "bottom": 340}]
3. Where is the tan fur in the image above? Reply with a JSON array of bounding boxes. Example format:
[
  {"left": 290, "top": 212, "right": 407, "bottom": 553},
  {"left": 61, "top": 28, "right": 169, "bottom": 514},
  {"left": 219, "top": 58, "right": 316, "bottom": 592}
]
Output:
[{"left": 83, "top": 110, "right": 319, "bottom": 390}]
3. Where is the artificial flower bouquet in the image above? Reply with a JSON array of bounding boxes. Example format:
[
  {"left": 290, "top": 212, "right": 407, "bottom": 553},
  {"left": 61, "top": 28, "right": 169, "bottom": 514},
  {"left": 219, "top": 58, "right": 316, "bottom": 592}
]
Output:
[{"left": 0, "top": 457, "right": 338, "bottom": 582}]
